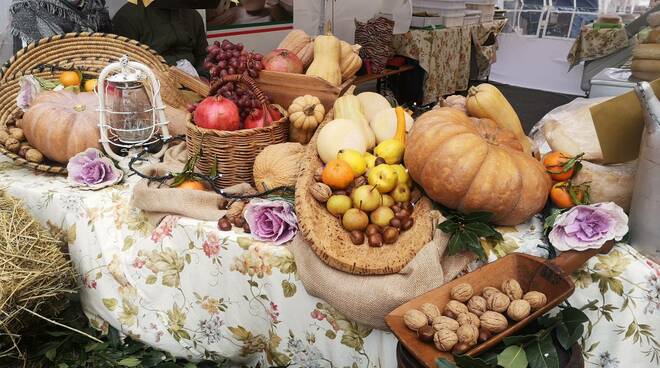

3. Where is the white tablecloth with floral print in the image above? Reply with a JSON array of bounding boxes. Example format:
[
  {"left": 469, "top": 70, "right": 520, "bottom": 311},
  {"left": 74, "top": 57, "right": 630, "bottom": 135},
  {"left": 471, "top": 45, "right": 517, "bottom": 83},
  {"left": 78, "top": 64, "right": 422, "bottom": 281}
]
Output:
[{"left": 0, "top": 157, "right": 658, "bottom": 368}]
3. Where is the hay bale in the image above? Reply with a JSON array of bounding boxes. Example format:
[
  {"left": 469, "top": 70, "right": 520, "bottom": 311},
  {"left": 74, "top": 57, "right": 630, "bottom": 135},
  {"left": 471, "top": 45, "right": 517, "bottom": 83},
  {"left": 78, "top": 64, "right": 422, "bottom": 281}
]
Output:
[{"left": 0, "top": 190, "right": 76, "bottom": 355}]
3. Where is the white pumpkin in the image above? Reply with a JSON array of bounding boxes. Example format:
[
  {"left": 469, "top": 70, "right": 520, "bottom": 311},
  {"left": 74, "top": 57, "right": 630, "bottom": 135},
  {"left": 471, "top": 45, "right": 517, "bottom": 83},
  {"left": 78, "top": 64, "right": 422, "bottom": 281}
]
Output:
[
  {"left": 370, "top": 107, "right": 414, "bottom": 144},
  {"left": 357, "top": 92, "right": 392, "bottom": 122},
  {"left": 316, "top": 119, "right": 367, "bottom": 163}
]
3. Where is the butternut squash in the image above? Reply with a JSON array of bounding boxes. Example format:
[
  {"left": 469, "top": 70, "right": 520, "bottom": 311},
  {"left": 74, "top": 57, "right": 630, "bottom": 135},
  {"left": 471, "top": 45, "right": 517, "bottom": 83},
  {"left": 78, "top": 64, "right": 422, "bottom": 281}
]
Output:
[
  {"left": 466, "top": 83, "right": 532, "bottom": 154},
  {"left": 334, "top": 86, "right": 375, "bottom": 148},
  {"left": 339, "top": 41, "right": 362, "bottom": 81},
  {"left": 305, "top": 34, "right": 342, "bottom": 87},
  {"left": 278, "top": 29, "right": 311, "bottom": 54}
]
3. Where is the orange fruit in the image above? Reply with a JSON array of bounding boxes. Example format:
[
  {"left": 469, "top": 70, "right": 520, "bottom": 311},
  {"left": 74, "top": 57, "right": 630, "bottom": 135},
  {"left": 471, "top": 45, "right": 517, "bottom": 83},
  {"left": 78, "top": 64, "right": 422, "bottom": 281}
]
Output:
[
  {"left": 59, "top": 71, "right": 81, "bottom": 87},
  {"left": 321, "top": 159, "right": 355, "bottom": 190},
  {"left": 83, "top": 79, "right": 98, "bottom": 92},
  {"left": 543, "top": 151, "right": 580, "bottom": 181},
  {"left": 177, "top": 180, "right": 206, "bottom": 190},
  {"left": 550, "top": 182, "right": 584, "bottom": 209}
]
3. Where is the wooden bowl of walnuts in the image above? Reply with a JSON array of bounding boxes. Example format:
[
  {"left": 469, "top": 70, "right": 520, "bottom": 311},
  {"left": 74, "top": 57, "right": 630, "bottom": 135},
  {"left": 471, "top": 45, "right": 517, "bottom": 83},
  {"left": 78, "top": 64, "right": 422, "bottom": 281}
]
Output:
[{"left": 385, "top": 241, "right": 614, "bottom": 367}]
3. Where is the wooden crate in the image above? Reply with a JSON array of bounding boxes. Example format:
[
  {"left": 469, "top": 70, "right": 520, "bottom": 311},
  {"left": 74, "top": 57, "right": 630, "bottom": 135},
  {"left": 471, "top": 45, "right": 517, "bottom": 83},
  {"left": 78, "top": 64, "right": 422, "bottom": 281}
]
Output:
[{"left": 256, "top": 70, "right": 354, "bottom": 112}]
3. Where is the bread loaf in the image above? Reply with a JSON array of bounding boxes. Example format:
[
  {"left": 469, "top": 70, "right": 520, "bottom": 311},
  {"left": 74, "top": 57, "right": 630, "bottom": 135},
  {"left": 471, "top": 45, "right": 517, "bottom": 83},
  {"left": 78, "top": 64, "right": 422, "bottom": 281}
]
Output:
[
  {"left": 633, "top": 44, "right": 660, "bottom": 59},
  {"left": 646, "top": 29, "right": 660, "bottom": 44},
  {"left": 632, "top": 59, "right": 660, "bottom": 73}
]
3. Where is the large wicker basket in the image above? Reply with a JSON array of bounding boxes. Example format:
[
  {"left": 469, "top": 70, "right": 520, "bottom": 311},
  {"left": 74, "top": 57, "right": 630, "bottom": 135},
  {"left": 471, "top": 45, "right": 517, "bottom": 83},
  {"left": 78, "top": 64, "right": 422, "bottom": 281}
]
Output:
[{"left": 186, "top": 74, "right": 288, "bottom": 188}]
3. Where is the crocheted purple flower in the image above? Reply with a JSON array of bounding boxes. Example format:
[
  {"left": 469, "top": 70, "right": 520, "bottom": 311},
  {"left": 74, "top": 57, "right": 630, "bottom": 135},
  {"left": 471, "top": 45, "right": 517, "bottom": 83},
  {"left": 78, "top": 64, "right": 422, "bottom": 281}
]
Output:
[
  {"left": 244, "top": 199, "right": 298, "bottom": 245},
  {"left": 67, "top": 148, "right": 123, "bottom": 190},
  {"left": 549, "top": 202, "right": 628, "bottom": 251}
]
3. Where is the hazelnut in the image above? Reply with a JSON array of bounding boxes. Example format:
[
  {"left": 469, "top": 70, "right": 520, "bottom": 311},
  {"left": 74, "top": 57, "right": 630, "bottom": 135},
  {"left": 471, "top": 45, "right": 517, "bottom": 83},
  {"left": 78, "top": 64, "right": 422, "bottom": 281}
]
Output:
[
  {"left": 456, "top": 324, "right": 479, "bottom": 344},
  {"left": 419, "top": 303, "right": 441, "bottom": 322},
  {"left": 314, "top": 167, "right": 324, "bottom": 182},
  {"left": 501, "top": 279, "right": 523, "bottom": 300},
  {"left": 452, "top": 342, "right": 470, "bottom": 355},
  {"left": 389, "top": 217, "right": 402, "bottom": 229},
  {"left": 349, "top": 230, "right": 365, "bottom": 245},
  {"left": 25, "top": 149, "right": 44, "bottom": 163},
  {"left": 395, "top": 209, "right": 411, "bottom": 220},
  {"left": 478, "top": 328, "right": 491, "bottom": 343},
  {"left": 467, "top": 295, "right": 488, "bottom": 316},
  {"left": 217, "top": 217, "right": 232, "bottom": 231},
  {"left": 417, "top": 325, "right": 435, "bottom": 342},
  {"left": 443, "top": 300, "right": 468, "bottom": 319},
  {"left": 481, "top": 286, "right": 500, "bottom": 299},
  {"left": 450, "top": 283, "right": 474, "bottom": 302},
  {"left": 401, "top": 217, "right": 414, "bottom": 231},
  {"left": 507, "top": 299, "right": 531, "bottom": 321},
  {"left": 456, "top": 312, "right": 480, "bottom": 328},
  {"left": 487, "top": 293, "right": 511, "bottom": 313},
  {"left": 382, "top": 226, "right": 399, "bottom": 244},
  {"left": 0, "top": 130, "right": 9, "bottom": 145},
  {"left": 433, "top": 329, "right": 458, "bottom": 352},
  {"left": 4, "top": 137, "right": 20, "bottom": 153},
  {"left": 365, "top": 224, "right": 381, "bottom": 236},
  {"left": 432, "top": 316, "right": 459, "bottom": 331},
  {"left": 367, "top": 233, "right": 383, "bottom": 247},
  {"left": 8, "top": 127, "right": 24, "bottom": 142},
  {"left": 403, "top": 309, "right": 428, "bottom": 331},
  {"left": 309, "top": 182, "right": 332, "bottom": 203},
  {"left": 523, "top": 291, "right": 547, "bottom": 310},
  {"left": 480, "top": 311, "right": 508, "bottom": 333}
]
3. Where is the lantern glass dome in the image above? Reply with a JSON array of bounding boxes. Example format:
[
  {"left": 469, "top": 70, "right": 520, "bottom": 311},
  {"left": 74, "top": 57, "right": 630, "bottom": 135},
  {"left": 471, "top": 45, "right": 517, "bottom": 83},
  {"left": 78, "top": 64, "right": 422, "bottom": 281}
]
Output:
[{"left": 104, "top": 70, "right": 156, "bottom": 144}]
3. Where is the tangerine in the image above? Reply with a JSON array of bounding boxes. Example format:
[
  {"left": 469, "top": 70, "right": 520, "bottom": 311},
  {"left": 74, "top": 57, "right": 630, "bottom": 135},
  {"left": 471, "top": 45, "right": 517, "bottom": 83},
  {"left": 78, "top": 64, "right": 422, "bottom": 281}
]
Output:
[
  {"left": 83, "top": 79, "right": 98, "bottom": 92},
  {"left": 59, "top": 71, "right": 81, "bottom": 87},
  {"left": 321, "top": 159, "right": 355, "bottom": 190},
  {"left": 543, "top": 151, "right": 581, "bottom": 181},
  {"left": 177, "top": 180, "right": 206, "bottom": 191},
  {"left": 550, "top": 181, "right": 585, "bottom": 209}
]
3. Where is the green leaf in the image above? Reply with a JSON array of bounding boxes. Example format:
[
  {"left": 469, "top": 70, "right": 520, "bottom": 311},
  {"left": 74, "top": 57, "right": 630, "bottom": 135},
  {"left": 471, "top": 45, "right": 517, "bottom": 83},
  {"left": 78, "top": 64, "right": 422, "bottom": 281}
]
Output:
[
  {"left": 465, "top": 231, "right": 486, "bottom": 260},
  {"left": 118, "top": 357, "right": 142, "bottom": 367},
  {"left": 624, "top": 322, "right": 637, "bottom": 339},
  {"left": 464, "top": 222, "right": 500, "bottom": 238},
  {"left": 454, "top": 354, "right": 496, "bottom": 368},
  {"left": 463, "top": 211, "right": 494, "bottom": 223},
  {"left": 281, "top": 280, "right": 297, "bottom": 297},
  {"left": 543, "top": 208, "right": 563, "bottom": 233},
  {"left": 436, "top": 358, "right": 459, "bottom": 368},
  {"left": 438, "top": 219, "right": 459, "bottom": 234},
  {"left": 526, "top": 335, "right": 559, "bottom": 368},
  {"left": 556, "top": 322, "right": 584, "bottom": 350},
  {"left": 447, "top": 230, "right": 466, "bottom": 256},
  {"left": 497, "top": 345, "right": 528, "bottom": 368},
  {"left": 45, "top": 347, "right": 57, "bottom": 361},
  {"left": 504, "top": 334, "right": 540, "bottom": 346},
  {"left": 560, "top": 307, "right": 589, "bottom": 336}
]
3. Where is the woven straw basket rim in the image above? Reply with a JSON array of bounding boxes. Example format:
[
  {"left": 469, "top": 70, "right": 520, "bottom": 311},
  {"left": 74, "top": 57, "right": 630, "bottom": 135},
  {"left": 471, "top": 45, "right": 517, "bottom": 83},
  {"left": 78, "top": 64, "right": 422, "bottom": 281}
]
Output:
[{"left": 294, "top": 119, "right": 434, "bottom": 275}]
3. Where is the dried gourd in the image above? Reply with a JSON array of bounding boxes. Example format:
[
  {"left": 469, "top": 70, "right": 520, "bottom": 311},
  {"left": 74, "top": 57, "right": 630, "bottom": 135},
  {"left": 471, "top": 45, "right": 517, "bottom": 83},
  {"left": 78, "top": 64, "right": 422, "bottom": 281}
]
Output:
[
  {"left": 288, "top": 95, "right": 326, "bottom": 144},
  {"left": 253, "top": 143, "right": 305, "bottom": 192}
]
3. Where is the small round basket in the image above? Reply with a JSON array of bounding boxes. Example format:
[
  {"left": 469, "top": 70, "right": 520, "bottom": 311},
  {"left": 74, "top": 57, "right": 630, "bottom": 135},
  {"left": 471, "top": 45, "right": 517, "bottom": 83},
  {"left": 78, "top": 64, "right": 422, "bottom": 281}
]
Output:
[{"left": 186, "top": 74, "right": 288, "bottom": 188}]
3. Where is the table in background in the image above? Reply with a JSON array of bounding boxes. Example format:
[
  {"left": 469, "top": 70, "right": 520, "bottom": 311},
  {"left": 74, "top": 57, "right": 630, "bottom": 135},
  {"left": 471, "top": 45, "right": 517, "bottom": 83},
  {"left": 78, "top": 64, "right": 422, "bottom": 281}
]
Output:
[
  {"left": 0, "top": 157, "right": 658, "bottom": 367},
  {"left": 567, "top": 24, "right": 630, "bottom": 69},
  {"left": 392, "top": 20, "right": 507, "bottom": 104}
]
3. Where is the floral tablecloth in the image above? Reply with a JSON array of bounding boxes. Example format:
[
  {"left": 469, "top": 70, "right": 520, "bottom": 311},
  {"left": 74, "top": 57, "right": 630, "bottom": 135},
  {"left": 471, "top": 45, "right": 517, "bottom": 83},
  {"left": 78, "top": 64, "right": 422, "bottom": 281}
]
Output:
[
  {"left": 567, "top": 24, "right": 630, "bottom": 69},
  {"left": 0, "top": 156, "right": 658, "bottom": 367},
  {"left": 392, "top": 20, "right": 506, "bottom": 104}
]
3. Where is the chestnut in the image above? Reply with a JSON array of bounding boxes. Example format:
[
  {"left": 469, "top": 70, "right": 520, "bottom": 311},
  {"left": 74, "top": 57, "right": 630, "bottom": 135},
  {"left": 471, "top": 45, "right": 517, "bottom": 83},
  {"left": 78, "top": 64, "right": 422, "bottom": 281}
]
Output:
[
  {"left": 382, "top": 226, "right": 399, "bottom": 244},
  {"left": 375, "top": 157, "right": 386, "bottom": 166},
  {"left": 401, "top": 217, "right": 414, "bottom": 231},
  {"left": 234, "top": 216, "right": 246, "bottom": 228},
  {"left": 452, "top": 342, "right": 471, "bottom": 355},
  {"left": 365, "top": 224, "right": 382, "bottom": 236},
  {"left": 395, "top": 209, "right": 411, "bottom": 220},
  {"left": 417, "top": 325, "right": 435, "bottom": 343},
  {"left": 349, "top": 230, "right": 365, "bottom": 245},
  {"left": 368, "top": 233, "right": 383, "bottom": 247},
  {"left": 478, "top": 328, "right": 491, "bottom": 343},
  {"left": 217, "top": 217, "right": 232, "bottom": 231},
  {"left": 242, "top": 222, "right": 251, "bottom": 233},
  {"left": 389, "top": 218, "right": 402, "bottom": 229}
]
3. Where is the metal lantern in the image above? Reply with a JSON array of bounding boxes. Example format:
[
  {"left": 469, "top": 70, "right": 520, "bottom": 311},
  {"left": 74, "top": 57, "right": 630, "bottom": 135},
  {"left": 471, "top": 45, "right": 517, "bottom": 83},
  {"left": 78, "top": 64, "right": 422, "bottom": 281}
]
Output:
[{"left": 97, "top": 55, "right": 170, "bottom": 169}]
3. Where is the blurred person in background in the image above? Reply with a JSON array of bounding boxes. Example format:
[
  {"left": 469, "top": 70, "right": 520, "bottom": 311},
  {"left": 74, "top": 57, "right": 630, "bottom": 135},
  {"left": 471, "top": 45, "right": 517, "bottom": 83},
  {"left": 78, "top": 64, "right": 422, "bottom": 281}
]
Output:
[
  {"left": 9, "top": 0, "right": 112, "bottom": 52},
  {"left": 112, "top": 0, "right": 209, "bottom": 79}
]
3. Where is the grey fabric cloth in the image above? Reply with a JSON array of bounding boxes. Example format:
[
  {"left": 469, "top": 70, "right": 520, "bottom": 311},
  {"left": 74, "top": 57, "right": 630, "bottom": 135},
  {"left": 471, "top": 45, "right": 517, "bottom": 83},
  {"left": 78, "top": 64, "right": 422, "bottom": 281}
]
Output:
[{"left": 9, "top": 0, "right": 111, "bottom": 52}]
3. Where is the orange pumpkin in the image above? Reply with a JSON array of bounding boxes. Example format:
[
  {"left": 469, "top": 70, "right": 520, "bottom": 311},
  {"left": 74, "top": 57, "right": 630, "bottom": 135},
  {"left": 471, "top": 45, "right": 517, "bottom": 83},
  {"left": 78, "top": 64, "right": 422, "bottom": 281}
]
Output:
[
  {"left": 321, "top": 159, "right": 355, "bottom": 189},
  {"left": 21, "top": 91, "right": 101, "bottom": 164},
  {"left": 404, "top": 108, "right": 551, "bottom": 226}
]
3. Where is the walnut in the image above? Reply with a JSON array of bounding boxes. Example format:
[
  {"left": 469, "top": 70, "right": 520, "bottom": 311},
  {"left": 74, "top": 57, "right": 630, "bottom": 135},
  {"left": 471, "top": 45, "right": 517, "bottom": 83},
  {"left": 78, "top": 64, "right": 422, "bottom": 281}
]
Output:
[
  {"left": 25, "top": 149, "right": 44, "bottom": 163},
  {"left": 313, "top": 167, "right": 324, "bottom": 182},
  {"left": 467, "top": 295, "right": 488, "bottom": 316},
  {"left": 309, "top": 182, "right": 332, "bottom": 203},
  {"left": 481, "top": 286, "right": 500, "bottom": 299},
  {"left": 0, "top": 130, "right": 9, "bottom": 145},
  {"left": 456, "top": 324, "right": 479, "bottom": 345},
  {"left": 419, "top": 303, "right": 441, "bottom": 322},
  {"left": 443, "top": 300, "right": 468, "bottom": 319},
  {"left": 523, "top": 291, "right": 547, "bottom": 310},
  {"left": 18, "top": 143, "right": 32, "bottom": 157},
  {"left": 450, "top": 283, "right": 474, "bottom": 302},
  {"left": 480, "top": 311, "right": 508, "bottom": 333},
  {"left": 432, "top": 316, "right": 459, "bottom": 331},
  {"left": 501, "top": 279, "right": 523, "bottom": 300},
  {"left": 507, "top": 300, "right": 531, "bottom": 321},
  {"left": 4, "top": 137, "right": 20, "bottom": 153},
  {"left": 226, "top": 201, "right": 246, "bottom": 223},
  {"left": 403, "top": 309, "right": 428, "bottom": 331},
  {"left": 433, "top": 329, "right": 458, "bottom": 352},
  {"left": 456, "top": 312, "right": 481, "bottom": 328},
  {"left": 8, "top": 127, "right": 25, "bottom": 142},
  {"left": 487, "top": 293, "right": 511, "bottom": 313}
]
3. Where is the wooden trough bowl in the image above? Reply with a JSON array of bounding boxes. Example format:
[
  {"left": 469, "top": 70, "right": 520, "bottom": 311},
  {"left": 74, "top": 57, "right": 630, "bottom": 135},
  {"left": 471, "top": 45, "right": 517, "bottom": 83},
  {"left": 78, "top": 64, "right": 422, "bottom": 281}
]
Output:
[{"left": 386, "top": 241, "right": 614, "bottom": 367}]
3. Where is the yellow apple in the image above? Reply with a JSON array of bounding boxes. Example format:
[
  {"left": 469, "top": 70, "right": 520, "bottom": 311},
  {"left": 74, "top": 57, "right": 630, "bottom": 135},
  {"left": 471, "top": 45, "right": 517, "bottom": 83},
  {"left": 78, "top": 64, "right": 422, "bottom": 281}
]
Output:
[
  {"left": 364, "top": 152, "right": 377, "bottom": 170},
  {"left": 367, "top": 164, "right": 398, "bottom": 193},
  {"left": 391, "top": 164, "right": 411, "bottom": 185},
  {"left": 374, "top": 139, "right": 404, "bottom": 164},
  {"left": 342, "top": 208, "right": 369, "bottom": 231},
  {"left": 370, "top": 206, "right": 395, "bottom": 227},
  {"left": 351, "top": 185, "right": 382, "bottom": 212},
  {"left": 326, "top": 195, "right": 352, "bottom": 217},
  {"left": 391, "top": 183, "right": 411, "bottom": 203},
  {"left": 381, "top": 194, "right": 395, "bottom": 207},
  {"left": 337, "top": 149, "right": 367, "bottom": 176}
]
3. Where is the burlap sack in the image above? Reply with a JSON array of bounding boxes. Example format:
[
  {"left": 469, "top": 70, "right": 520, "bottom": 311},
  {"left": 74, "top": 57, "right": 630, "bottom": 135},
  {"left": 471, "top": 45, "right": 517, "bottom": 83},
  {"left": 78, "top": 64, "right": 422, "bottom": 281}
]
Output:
[
  {"left": 289, "top": 211, "right": 474, "bottom": 330},
  {"left": 131, "top": 142, "right": 254, "bottom": 224}
]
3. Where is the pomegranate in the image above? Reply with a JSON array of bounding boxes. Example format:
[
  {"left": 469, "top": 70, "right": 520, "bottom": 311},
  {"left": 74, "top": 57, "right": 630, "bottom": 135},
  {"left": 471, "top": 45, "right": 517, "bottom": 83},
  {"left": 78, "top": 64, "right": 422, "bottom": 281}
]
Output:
[
  {"left": 244, "top": 107, "right": 273, "bottom": 129},
  {"left": 263, "top": 49, "right": 304, "bottom": 73},
  {"left": 194, "top": 96, "right": 240, "bottom": 131}
]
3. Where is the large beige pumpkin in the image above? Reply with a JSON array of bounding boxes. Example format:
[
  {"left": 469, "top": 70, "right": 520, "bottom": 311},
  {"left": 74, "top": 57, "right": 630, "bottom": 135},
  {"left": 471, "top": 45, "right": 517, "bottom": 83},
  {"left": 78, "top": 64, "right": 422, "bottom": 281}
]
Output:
[
  {"left": 21, "top": 91, "right": 101, "bottom": 164},
  {"left": 404, "top": 108, "right": 551, "bottom": 226}
]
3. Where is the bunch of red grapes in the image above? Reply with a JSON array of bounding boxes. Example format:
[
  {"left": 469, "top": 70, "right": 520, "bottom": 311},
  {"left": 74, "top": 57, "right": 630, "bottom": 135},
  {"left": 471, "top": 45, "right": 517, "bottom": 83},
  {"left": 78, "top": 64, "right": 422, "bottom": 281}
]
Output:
[{"left": 204, "top": 39, "right": 264, "bottom": 80}]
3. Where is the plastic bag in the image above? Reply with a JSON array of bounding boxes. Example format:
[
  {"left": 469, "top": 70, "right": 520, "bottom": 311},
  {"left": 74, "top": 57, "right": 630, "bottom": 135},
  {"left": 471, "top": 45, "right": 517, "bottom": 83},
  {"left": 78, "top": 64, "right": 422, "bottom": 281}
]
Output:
[{"left": 175, "top": 59, "right": 199, "bottom": 78}]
